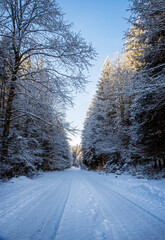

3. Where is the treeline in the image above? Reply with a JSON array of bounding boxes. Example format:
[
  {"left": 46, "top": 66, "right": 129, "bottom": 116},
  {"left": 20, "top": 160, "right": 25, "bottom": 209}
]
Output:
[
  {"left": 71, "top": 145, "right": 82, "bottom": 167},
  {"left": 82, "top": 0, "right": 165, "bottom": 177},
  {"left": 0, "top": 0, "right": 95, "bottom": 179}
]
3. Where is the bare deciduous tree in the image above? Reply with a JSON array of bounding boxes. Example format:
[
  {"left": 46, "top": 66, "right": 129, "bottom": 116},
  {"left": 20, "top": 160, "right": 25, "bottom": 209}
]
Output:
[{"left": 0, "top": 0, "right": 96, "bottom": 164}]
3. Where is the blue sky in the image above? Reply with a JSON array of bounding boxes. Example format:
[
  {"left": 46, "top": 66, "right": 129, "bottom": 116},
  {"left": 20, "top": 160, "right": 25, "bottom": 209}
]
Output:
[{"left": 59, "top": 0, "right": 131, "bottom": 145}]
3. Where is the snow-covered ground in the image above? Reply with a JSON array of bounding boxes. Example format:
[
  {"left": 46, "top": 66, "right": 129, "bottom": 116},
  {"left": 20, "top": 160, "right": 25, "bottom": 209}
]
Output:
[{"left": 0, "top": 167, "right": 165, "bottom": 240}]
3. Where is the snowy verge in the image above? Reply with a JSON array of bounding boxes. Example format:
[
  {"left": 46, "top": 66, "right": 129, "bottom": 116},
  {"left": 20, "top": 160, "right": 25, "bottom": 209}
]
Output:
[{"left": 96, "top": 171, "right": 165, "bottom": 206}]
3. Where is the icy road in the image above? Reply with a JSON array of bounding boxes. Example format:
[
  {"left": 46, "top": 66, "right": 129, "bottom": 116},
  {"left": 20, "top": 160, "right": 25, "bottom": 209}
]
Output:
[{"left": 0, "top": 168, "right": 165, "bottom": 240}]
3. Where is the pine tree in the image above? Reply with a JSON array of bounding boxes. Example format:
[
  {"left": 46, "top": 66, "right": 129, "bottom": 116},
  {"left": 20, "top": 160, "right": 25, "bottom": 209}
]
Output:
[
  {"left": 82, "top": 57, "right": 121, "bottom": 169},
  {"left": 127, "top": 0, "right": 165, "bottom": 173},
  {"left": 82, "top": 55, "right": 133, "bottom": 172}
]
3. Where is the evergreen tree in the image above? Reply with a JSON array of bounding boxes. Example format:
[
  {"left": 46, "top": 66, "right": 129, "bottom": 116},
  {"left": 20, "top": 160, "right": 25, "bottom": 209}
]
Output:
[
  {"left": 82, "top": 56, "right": 130, "bottom": 170},
  {"left": 126, "top": 0, "right": 165, "bottom": 173},
  {"left": 128, "top": 0, "right": 165, "bottom": 72},
  {"left": 82, "top": 52, "right": 134, "bottom": 172}
]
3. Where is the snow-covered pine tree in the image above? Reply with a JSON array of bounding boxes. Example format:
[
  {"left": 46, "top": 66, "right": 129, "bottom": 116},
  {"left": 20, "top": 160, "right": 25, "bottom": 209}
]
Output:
[
  {"left": 124, "top": 24, "right": 144, "bottom": 71},
  {"left": 82, "top": 98, "right": 101, "bottom": 169},
  {"left": 126, "top": 0, "right": 165, "bottom": 174},
  {"left": 82, "top": 55, "right": 133, "bottom": 172},
  {"left": 128, "top": 0, "right": 165, "bottom": 72},
  {"left": 82, "top": 57, "right": 121, "bottom": 170}
]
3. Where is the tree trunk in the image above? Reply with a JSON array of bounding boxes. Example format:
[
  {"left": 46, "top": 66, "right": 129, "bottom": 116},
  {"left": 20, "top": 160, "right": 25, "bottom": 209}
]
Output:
[
  {"left": 1, "top": 74, "right": 17, "bottom": 164},
  {"left": 101, "top": 154, "right": 105, "bottom": 167}
]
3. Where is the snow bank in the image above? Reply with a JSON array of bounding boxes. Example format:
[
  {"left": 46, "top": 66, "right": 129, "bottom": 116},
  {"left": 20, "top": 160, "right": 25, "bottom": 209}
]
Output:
[{"left": 97, "top": 172, "right": 165, "bottom": 206}]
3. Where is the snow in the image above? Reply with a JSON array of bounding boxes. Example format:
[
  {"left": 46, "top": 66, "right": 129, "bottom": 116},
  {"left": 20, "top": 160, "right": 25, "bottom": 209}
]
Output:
[{"left": 0, "top": 168, "right": 165, "bottom": 240}]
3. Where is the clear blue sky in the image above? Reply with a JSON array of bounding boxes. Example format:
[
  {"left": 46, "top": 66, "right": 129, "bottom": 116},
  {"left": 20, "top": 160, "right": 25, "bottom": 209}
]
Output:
[{"left": 59, "top": 0, "right": 130, "bottom": 145}]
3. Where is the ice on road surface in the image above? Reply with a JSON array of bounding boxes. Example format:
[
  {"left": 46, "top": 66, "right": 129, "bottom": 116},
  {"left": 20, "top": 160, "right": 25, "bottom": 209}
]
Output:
[{"left": 0, "top": 167, "right": 165, "bottom": 240}]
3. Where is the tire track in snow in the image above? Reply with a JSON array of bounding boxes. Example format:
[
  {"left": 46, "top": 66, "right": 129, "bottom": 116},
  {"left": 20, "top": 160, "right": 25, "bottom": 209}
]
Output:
[
  {"left": 0, "top": 177, "right": 67, "bottom": 238},
  {"left": 85, "top": 173, "right": 165, "bottom": 240},
  {"left": 83, "top": 179, "right": 132, "bottom": 240},
  {"left": 110, "top": 188, "right": 165, "bottom": 225},
  {"left": 87, "top": 172, "right": 165, "bottom": 225},
  {"left": 53, "top": 172, "right": 104, "bottom": 240},
  {"left": 0, "top": 185, "right": 48, "bottom": 220},
  {"left": 36, "top": 176, "right": 72, "bottom": 240},
  {"left": 51, "top": 175, "right": 73, "bottom": 240},
  {"left": 27, "top": 175, "right": 73, "bottom": 240},
  {"left": 1, "top": 169, "right": 165, "bottom": 240},
  {"left": 26, "top": 172, "right": 73, "bottom": 240},
  {"left": 0, "top": 182, "right": 41, "bottom": 216}
]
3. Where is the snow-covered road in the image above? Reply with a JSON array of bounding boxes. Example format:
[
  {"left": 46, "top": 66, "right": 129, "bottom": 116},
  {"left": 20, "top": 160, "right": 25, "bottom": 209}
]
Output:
[{"left": 0, "top": 168, "right": 165, "bottom": 240}]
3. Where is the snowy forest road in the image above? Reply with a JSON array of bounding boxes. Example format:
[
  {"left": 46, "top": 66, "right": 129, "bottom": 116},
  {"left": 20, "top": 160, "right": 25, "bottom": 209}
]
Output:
[{"left": 0, "top": 168, "right": 165, "bottom": 240}]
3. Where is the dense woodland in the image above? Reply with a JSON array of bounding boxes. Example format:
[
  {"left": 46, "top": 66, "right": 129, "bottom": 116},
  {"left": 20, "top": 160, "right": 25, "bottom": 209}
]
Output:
[
  {"left": 0, "top": 0, "right": 96, "bottom": 179},
  {"left": 82, "top": 0, "right": 165, "bottom": 178},
  {"left": 0, "top": 0, "right": 165, "bottom": 180}
]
